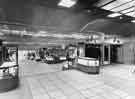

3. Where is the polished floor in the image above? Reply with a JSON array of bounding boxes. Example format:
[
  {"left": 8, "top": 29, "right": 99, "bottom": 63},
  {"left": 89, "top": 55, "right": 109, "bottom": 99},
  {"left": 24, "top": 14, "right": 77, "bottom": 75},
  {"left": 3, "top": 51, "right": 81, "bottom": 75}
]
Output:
[{"left": 0, "top": 60, "right": 135, "bottom": 99}]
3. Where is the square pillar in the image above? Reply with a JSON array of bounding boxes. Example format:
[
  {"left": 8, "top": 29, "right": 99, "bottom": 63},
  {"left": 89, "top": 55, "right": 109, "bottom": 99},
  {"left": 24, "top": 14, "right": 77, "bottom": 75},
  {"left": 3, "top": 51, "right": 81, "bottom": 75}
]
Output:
[
  {"left": 108, "top": 45, "right": 111, "bottom": 64},
  {"left": 101, "top": 44, "right": 105, "bottom": 65}
]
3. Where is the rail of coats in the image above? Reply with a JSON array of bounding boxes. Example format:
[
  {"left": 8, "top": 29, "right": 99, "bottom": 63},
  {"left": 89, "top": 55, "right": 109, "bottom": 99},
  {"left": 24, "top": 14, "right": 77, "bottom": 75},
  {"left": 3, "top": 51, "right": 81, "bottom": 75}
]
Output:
[{"left": 26, "top": 46, "right": 77, "bottom": 64}]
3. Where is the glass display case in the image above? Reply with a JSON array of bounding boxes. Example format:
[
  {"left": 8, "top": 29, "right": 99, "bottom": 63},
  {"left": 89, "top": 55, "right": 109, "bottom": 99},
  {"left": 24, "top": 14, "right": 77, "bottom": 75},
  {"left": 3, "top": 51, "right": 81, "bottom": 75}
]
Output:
[{"left": 0, "top": 41, "right": 19, "bottom": 92}]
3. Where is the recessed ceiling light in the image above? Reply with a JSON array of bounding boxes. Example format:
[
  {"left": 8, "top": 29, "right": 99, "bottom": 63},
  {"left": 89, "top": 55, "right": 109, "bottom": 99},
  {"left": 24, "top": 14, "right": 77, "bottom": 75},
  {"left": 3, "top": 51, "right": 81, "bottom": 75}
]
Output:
[
  {"left": 131, "top": 20, "right": 135, "bottom": 23},
  {"left": 107, "top": 13, "right": 122, "bottom": 18},
  {"left": 58, "top": 0, "right": 77, "bottom": 8}
]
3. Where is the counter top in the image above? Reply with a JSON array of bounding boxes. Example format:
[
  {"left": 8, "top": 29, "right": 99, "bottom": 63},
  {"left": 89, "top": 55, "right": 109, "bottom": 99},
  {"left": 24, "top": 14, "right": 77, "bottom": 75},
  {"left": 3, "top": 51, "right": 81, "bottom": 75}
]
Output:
[
  {"left": 77, "top": 57, "right": 99, "bottom": 67},
  {"left": 1, "top": 62, "right": 17, "bottom": 68},
  {"left": 78, "top": 57, "right": 97, "bottom": 60}
]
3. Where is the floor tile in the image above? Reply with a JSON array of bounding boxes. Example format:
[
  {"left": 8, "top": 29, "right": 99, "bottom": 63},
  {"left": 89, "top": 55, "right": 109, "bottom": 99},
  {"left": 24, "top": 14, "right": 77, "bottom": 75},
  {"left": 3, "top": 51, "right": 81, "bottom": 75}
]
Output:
[{"left": 1, "top": 60, "right": 135, "bottom": 99}]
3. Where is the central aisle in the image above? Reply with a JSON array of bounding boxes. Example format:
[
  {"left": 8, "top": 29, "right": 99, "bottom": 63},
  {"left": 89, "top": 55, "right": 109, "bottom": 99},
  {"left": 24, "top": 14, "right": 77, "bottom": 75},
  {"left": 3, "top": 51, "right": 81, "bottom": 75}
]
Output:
[
  {"left": 19, "top": 60, "right": 63, "bottom": 77},
  {"left": 19, "top": 60, "right": 135, "bottom": 99},
  {"left": 19, "top": 60, "right": 64, "bottom": 99}
]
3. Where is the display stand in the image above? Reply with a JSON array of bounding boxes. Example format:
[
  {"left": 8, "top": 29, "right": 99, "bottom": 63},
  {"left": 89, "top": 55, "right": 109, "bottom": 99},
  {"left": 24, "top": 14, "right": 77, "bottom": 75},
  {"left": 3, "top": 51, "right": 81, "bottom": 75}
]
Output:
[
  {"left": 77, "top": 42, "right": 100, "bottom": 74},
  {"left": 0, "top": 41, "right": 19, "bottom": 92},
  {"left": 77, "top": 57, "right": 100, "bottom": 74}
]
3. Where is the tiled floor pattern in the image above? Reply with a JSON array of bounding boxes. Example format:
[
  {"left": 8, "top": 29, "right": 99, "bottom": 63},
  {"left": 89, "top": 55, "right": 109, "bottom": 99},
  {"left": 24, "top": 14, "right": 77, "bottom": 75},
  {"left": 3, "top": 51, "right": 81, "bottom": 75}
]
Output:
[
  {"left": 26, "top": 70, "right": 135, "bottom": 99},
  {"left": 19, "top": 60, "right": 63, "bottom": 77},
  {"left": 0, "top": 60, "right": 135, "bottom": 99},
  {"left": 101, "top": 64, "right": 135, "bottom": 98},
  {"left": 101, "top": 64, "right": 135, "bottom": 80}
]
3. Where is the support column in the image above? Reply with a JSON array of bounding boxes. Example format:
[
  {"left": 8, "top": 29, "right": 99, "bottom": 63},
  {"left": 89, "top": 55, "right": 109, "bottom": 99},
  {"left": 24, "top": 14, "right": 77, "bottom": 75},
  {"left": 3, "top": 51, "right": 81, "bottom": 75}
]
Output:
[
  {"left": 101, "top": 44, "right": 105, "bottom": 65},
  {"left": 78, "top": 44, "right": 85, "bottom": 57},
  {"left": 108, "top": 45, "right": 111, "bottom": 64},
  {"left": 16, "top": 47, "right": 18, "bottom": 65},
  {"left": 1, "top": 46, "right": 4, "bottom": 64}
]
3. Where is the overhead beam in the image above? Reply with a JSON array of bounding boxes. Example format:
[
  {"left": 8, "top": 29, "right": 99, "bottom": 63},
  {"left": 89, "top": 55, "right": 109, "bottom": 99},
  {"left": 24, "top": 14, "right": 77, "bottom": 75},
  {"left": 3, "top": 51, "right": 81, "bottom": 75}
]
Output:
[{"left": 124, "top": 10, "right": 135, "bottom": 14}]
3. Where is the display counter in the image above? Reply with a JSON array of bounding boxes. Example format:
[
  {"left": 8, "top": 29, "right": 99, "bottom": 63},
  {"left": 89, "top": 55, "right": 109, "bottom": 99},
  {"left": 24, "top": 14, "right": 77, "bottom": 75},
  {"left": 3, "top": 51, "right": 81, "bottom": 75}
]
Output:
[
  {"left": 1, "top": 62, "right": 17, "bottom": 67},
  {"left": 77, "top": 57, "right": 100, "bottom": 74},
  {"left": 0, "top": 62, "right": 19, "bottom": 92}
]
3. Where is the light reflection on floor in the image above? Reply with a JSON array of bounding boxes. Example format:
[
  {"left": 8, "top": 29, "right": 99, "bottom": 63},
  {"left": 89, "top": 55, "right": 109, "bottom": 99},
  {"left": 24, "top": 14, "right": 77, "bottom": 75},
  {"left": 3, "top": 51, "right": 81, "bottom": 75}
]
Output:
[{"left": 0, "top": 60, "right": 135, "bottom": 99}]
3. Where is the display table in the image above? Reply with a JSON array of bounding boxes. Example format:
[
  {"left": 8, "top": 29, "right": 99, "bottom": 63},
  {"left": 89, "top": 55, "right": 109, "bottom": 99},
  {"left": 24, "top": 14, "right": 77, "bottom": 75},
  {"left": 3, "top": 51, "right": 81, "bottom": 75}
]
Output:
[
  {"left": 0, "top": 62, "right": 19, "bottom": 92},
  {"left": 77, "top": 57, "right": 100, "bottom": 74}
]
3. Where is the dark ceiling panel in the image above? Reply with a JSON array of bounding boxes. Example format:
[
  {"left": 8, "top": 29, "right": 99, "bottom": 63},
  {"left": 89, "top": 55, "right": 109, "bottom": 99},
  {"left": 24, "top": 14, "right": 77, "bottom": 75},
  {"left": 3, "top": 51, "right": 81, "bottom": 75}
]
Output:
[
  {"left": 0, "top": 0, "right": 134, "bottom": 45},
  {"left": 0, "top": 0, "right": 101, "bottom": 32}
]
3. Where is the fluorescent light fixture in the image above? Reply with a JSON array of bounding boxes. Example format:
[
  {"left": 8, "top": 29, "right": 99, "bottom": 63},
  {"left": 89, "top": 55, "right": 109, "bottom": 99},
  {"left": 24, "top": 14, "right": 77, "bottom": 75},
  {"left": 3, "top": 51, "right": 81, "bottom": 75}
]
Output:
[
  {"left": 121, "top": 7, "right": 135, "bottom": 14},
  {"left": 58, "top": 0, "right": 77, "bottom": 8},
  {"left": 96, "top": 0, "right": 115, "bottom": 7},
  {"left": 107, "top": 13, "right": 122, "bottom": 17},
  {"left": 111, "top": 0, "right": 135, "bottom": 12},
  {"left": 102, "top": 0, "right": 133, "bottom": 11},
  {"left": 126, "top": 11, "right": 135, "bottom": 17},
  {"left": 131, "top": 20, "right": 135, "bottom": 23},
  {"left": 102, "top": 1, "right": 122, "bottom": 10}
]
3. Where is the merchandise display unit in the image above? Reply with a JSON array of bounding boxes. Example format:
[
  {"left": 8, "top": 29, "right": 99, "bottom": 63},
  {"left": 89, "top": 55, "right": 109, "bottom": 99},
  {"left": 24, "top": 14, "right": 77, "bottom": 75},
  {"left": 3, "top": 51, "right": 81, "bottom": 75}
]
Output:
[
  {"left": 0, "top": 40, "right": 19, "bottom": 92},
  {"left": 77, "top": 57, "right": 100, "bottom": 74},
  {"left": 77, "top": 42, "right": 101, "bottom": 74},
  {"left": 77, "top": 40, "right": 123, "bottom": 74}
]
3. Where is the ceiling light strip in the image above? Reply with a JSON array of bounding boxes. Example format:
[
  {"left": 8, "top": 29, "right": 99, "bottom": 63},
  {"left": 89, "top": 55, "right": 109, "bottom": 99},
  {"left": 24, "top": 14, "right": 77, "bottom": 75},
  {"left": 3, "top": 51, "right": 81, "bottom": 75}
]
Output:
[
  {"left": 109, "top": 0, "right": 135, "bottom": 11},
  {"left": 102, "top": 0, "right": 132, "bottom": 10},
  {"left": 123, "top": 10, "right": 135, "bottom": 14},
  {"left": 126, "top": 11, "right": 135, "bottom": 17},
  {"left": 120, "top": 6, "right": 135, "bottom": 13},
  {"left": 58, "top": 0, "right": 77, "bottom": 8},
  {"left": 99, "top": 0, "right": 117, "bottom": 8},
  {"left": 111, "top": 3, "right": 135, "bottom": 13},
  {"left": 107, "top": 13, "right": 122, "bottom": 18},
  {"left": 131, "top": 20, "right": 135, "bottom": 23}
]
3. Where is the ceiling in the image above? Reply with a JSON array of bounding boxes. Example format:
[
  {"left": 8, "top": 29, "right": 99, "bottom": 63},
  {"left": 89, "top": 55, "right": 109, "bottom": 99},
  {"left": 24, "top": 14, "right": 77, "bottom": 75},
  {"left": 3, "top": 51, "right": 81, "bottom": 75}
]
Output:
[{"left": 0, "top": 0, "right": 134, "bottom": 48}]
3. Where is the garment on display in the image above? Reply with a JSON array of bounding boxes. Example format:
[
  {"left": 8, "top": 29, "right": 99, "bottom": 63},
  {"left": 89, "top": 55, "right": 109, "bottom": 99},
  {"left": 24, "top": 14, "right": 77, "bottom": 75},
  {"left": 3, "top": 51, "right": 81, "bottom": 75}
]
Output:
[{"left": 27, "top": 47, "right": 67, "bottom": 64}]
